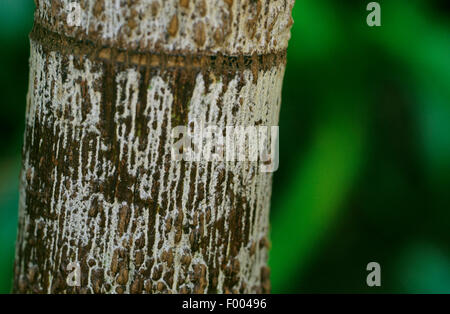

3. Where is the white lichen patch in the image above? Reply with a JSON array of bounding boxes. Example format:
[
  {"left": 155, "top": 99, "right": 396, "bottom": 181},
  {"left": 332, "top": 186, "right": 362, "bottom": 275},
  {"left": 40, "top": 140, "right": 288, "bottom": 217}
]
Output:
[{"left": 34, "top": 0, "right": 294, "bottom": 55}]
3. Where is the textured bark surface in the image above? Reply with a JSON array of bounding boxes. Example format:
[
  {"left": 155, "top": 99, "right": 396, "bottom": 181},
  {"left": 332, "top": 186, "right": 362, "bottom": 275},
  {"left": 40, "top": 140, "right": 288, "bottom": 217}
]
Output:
[{"left": 14, "top": 0, "right": 294, "bottom": 294}]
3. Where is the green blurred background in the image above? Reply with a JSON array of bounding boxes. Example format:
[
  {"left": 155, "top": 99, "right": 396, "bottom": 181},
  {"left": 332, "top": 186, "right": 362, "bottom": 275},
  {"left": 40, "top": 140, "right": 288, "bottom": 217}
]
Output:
[{"left": 0, "top": 0, "right": 449, "bottom": 293}]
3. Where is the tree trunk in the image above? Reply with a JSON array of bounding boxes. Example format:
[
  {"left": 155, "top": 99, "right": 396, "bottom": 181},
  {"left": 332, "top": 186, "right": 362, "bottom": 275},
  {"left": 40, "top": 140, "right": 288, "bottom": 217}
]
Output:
[{"left": 14, "top": 0, "right": 294, "bottom": 294}]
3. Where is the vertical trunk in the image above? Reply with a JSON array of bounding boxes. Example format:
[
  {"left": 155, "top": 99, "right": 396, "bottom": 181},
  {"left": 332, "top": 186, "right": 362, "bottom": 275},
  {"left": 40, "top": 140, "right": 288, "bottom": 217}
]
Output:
[{"left": 14, "top": 0, "right": 294, "bottom": 294}]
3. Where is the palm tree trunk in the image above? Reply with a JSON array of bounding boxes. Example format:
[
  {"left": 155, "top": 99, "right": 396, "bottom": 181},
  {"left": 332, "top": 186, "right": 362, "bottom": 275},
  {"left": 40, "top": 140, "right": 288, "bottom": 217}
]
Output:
[{"left": 14, "top": 0, "right": 294, "bottom": 294}]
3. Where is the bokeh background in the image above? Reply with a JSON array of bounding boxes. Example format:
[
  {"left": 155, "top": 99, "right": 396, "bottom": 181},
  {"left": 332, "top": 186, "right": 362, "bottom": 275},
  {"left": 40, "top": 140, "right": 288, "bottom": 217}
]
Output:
[{"left": 0, "top": 0, "right": 449, "bottom": 293}]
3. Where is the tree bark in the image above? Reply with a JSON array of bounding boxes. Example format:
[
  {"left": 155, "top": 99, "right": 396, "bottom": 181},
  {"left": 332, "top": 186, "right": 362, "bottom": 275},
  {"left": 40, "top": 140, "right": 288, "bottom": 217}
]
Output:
[{"left": 14, "top": 0, "right": 294, "bottom": 294}]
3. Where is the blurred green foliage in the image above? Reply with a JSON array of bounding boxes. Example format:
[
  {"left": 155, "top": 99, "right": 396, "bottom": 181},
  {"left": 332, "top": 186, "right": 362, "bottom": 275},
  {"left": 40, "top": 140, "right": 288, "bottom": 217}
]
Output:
[{"left": 0, "top": 0, "right": 449, "bottom": 293}]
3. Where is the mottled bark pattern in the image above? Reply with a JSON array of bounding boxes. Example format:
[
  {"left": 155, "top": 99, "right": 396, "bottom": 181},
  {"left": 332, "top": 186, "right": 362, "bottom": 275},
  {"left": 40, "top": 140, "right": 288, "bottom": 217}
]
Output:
[{"left": 15, "top": 0, "right": 294, "bottom": 294}]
